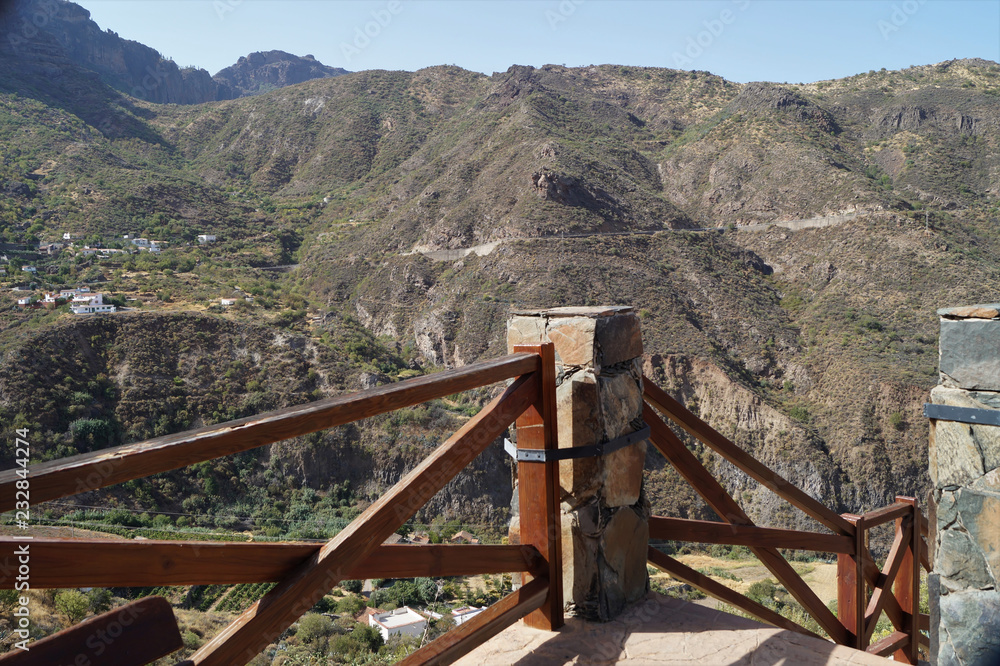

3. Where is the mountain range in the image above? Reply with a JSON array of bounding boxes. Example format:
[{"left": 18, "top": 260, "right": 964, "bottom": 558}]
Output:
[{"left": 1, "top": 0, "right": 999, "bottom": 535}]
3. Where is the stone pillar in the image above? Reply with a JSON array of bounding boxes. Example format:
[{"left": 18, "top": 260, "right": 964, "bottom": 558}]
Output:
[
  {"left": 508, "top": 306, "right": 650, "bottom": 621},
  {"left": 929, "top": 304, "right": 1000, "bottom": 665}
]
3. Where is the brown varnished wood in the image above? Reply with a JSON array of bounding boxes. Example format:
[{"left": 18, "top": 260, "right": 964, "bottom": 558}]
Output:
[
  {"left": 837, "top": 514, "right": 864, "bottom": 649},
  {"left": 858, "top": 502, "right": 911, "bottom": 530},
  {"left": 647, "top": 547, "right": 822, "bottom": 640},
  {"left": 181, "top": 371, "right": 540, "bottom": 666},
  {"left": 643, "top": 379, "right": 854, "bottom": 536},
  {"left": 0, "top": 353, "right": 539, "bottom": 512},
  {"left": 893, "top": 497, "right": 919, "bottom": 664},
  {"left": 0, "top": 540, "right": 544, "bottom": 588},
  {"left": 649, "top": 516, "right": 853, "bottom": 553},
  {"left": 863, "top": 518, "right": 913, "bottom": 644},
  {"left": 396, "top": 576, "right": 549, "bottom": 666},
  {"left": 0, "top": 597, "right": 181, "bottom": 665},
  {"left": 512, "top": 343, "right": 563, "bottom": 631},
  {"left": 644, "top": 406, "right": 850, "bottom": 645},
  {"left": 866, "top": 631, "right": 909, "bottom": 657}
]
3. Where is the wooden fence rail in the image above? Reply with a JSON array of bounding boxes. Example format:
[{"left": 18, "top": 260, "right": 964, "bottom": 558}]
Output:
[
  {"left": 643, "top": 377, "right": 926, "bottom": 663},
  {"left": 0, "top": 346, "right": 563, "bottom": 666}
]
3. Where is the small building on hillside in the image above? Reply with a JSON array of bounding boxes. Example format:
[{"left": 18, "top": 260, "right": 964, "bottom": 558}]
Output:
[
  {"left": 16, "top": 296, "right": 32, "bottom": 307},
  {"left": 197, "top": 234, "right": 217, "bottom": 244},
  {"left": 450, "top": 531, "right": 479, "bottom": 544},
  {"left": 368, "top": 607, "right": 427, "bottom": 641},
  {"left": 21, "top": 266, "right": 36, "bottom": 274},
  {"left": 70, "top": 293, "right": 116, "bottom": 315},
  {"left": 451, "top": 606, "right": 484, "bottom": 626}
]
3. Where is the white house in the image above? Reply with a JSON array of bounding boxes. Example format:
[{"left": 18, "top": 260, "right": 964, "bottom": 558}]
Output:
[
  {"left": 131, "top": 238, "right": 151, "bottom": 247},
  {"left": 78, "top": 247, "right": 98, "bottom": 257},
  {"left": 197, "top": 234, "right": 216, "bottom": 244},
  {"left": 16, "top": 297, "right": 32, "bottom": 306},
  {"left": 220, "top": 298, "right": 237, "bottom": 306},
  {"left": 21, "top": 266, "right": 36, "bottom": 273},
  {"left": 60, "top": 287, "right": 91, "bottom": 299},
  {"left": 70, "top": 293, "right": 116, "bottom": 315},
  {"left": 63, "top": 232, "right": 73, "bottom": 240},
  {"left": 451, "top": 606, "right": 484, "bottom": 626},
  {"left": 368, "top": 607, "right": 427, "bottom": 641}
]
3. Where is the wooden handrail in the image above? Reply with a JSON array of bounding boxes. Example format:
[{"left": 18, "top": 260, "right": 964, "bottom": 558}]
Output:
[
  {"left": 643, "top": 378, "right": 855, "bottom": 536},
  {"left": 644, "top": 405, "right": 851, "bottom": 645},
  {"left": 0, "top": 597, "right": 181, "bottom": 666},
  {"left": 649, "top": 516, "right": 853, "bottom": 553},
  {"left": 184, "top": 369, "right": 540, "bottom": 665},
  {"left": 0, "top": 540, "right": 545, "bottom": 588},
  {"left": 397, "top": 576, "right": 550, "bottom": 665},
  {"left": 867, "top": 631, "right": 909, "bottom": 657},
  {"left": 0, "top": 353, "right": 539, "bottom": 512},
  {"left": 647, "top": 547, "right": 822, "bottom": 640},
  {"left": 858, "top": 502, "right": 911, "bottom": 530}
]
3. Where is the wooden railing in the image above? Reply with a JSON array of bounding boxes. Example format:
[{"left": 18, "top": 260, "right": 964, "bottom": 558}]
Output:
[
  {"left": 642, "top": 377, "right": 930, "bottom": 663},
  {"left": 0, "top": 344, "right": 563, "bottom": 666}
]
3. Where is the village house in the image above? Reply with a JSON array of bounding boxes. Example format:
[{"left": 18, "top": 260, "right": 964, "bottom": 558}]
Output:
[
  {"left": 450, "top": 606, "right": 484, "bottom": 626},
  {"left": 368, "top": 607, "right": 427, "bottom": 641},
  {"left": 197, "top": 234, "right": 216, "bottom": 243},
  {"left": 16, "top": 296, "right": 32, "bottom": 307},
  {"left": 70, "top": 292, "right": 116, "bottom": 315},
  {"left": 449, "top": 531, "right": 479, "bottom": 544},
  {"left": 20, "top": 265, "right": 36, "bottom": 273}
]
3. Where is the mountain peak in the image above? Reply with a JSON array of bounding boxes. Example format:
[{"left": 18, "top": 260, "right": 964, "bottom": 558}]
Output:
[{"left": 213, "top": 50, "right": 348, "bottom": 97}]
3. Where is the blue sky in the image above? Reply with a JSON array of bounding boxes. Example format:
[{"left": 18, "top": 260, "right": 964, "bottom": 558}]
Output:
[{"left": 82, "top": 0, "right": 1000, "bottom": 83}]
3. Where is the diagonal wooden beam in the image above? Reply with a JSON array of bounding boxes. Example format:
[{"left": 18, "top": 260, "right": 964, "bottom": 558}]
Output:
[
  {"left": 0, "top": 597, "right": 181, "bottom": 666},
  {"left": 867, "top": 630, "right": 909, "bottom": 657},
  {"left": 0, "top": 540, "right": 545, "bottom": 588},
  {"left": 396, "top": 576, "right": 550, "bottom": 666},
  {"left": 863, "top": 518, "right": 913, "bottom": 644},
  {"left": 644, "top": 406, "right": 851, "bottom": 645},
  {"left": 643, "top": 379, "right": 854, "bottom": 536},
  {"left": 647, "top": 547, "right": 822, "bottom": 640},
  {"left": 181, "top": 371, "right": 540, "bottom": 666},
  {"left": 0, "top": 353, "right": 539, "bottom": 512},
  {"left": 649, "top": 516, "right": 853, "bottom": 553}
]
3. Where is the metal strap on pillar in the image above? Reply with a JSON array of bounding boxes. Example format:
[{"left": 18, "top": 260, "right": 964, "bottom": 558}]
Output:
[
  {"left": 923, "top": 403, "right": 1000, "bottom": 427},
  {"left": 504, "top": 425, "right": 650, "bottom": 463}
]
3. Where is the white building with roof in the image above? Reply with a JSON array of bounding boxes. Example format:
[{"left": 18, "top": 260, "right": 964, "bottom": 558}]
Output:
[
  {"left": 451, "top": 606, "right": 484, "bottom": 626},
  {"left": 368, "top": 607, "right": 427, "bottom": 641},
  {"left": 70, "top": 293, "right": 116, "bottom": 315},
  {"left": 197, "top": 234, "right": 216, "bottom": 243}
]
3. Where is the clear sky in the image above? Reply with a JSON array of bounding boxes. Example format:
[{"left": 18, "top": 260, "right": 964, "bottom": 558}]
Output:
[{"left": 81, "top": 0, "right": 1000, "bottom": 83}]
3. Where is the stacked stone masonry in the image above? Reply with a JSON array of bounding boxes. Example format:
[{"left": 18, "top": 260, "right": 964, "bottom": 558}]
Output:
[
  {"left": 930, "top": 304, "right": 1000, "bottom": 666},
  {"left": 508, "top": 306, "right": 650, "bottom": 621}
]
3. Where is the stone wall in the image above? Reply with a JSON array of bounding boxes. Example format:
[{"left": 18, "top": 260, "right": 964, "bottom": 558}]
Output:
[
  {"left": 508, "top": 306, "right": 650, "bottom": 621},
  {"left": 929, "top": 304, "right": 1000, "bottom": 665}
]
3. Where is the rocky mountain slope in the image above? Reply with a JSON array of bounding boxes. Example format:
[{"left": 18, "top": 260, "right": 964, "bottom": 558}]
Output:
[
  {"left": 0, "top": 3, "right": 998, "bottom": 531},
  {"left": 0, "top": 0, "right": 346, "bottom": 105}
]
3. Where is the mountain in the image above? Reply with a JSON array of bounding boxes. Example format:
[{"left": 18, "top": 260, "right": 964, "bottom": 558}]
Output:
[
  {"left": 0, "top": 13, "right": 998, "bottom": 534},
  {"left": 0, "top": 0, "right": 347, "bottom": 105},
  {"left": 213, "top": 51, "right": 349, "bottom": 98}
]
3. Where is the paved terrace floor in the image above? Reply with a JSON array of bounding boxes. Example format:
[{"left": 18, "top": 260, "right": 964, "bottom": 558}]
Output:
[{"left": 455, "top": 593, "right": 893, "bottom": 666}]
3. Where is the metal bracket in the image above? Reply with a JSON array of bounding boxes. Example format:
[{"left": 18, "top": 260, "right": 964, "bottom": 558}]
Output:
[
  {"left": 504, "top": 425, "right": 651, "bottom": 463},
  {"left": 923, "top": 403, "right": 1000, "bottom": 427}
]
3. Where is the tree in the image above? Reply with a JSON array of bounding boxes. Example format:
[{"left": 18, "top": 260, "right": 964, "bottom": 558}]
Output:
[
  {"left": 341, "top": 579, "right": 363, "bottom": 594},
  {"left": 55, "top": 590, "right": 89, "bottom": 624}
]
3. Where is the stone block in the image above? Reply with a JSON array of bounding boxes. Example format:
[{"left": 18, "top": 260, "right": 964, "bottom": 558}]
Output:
[
  {"left": 599, "top": 372, "right": 643, "bottom": 440},
  {"left": 595, "top": 312, "right": 643, "bottom": 367},
  {"left": 954, "top": 489, "right": 1000, "bottom": 590},
  {"left": 562, "top": 509, "right": 599, "bottom": 615},
  {"left": 604, "top": 441, "right": 646, "bottom": 508},
  {"left": 937, "top": 527, "right": 993, "bottom": 592},
  {"left": 930, "top": 386, "right": 1000, "bottom": 486},
  {"left": 556, "top": 372, "right": 603, "bottom": 506},
  {"left": 507, "top": 315, "right": 546, "bottom": 351},
  {"left": 940, "top": 318, "right": 1000, "bottom": 391},
  {"left": 546, "top": 316, "right": 597, "bottom": 367},
  {"left": 938, "top": 588, "right": 1000, "bottom": 666},
  {"left": 597, "top": 506, "right": 650, "bottom": 619}
]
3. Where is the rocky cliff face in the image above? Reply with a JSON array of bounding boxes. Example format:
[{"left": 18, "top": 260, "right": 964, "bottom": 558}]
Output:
[
  {"left": 213, "top": 51, "right": 348, "bottom": 97},
  {"left": 0, "top": 1, "right": 346, "bottom": 104}
]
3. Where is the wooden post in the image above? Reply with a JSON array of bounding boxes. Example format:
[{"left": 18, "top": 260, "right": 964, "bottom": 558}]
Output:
[
  {"left": 893, "top": 496, "right": 919, "bottom": 664},
  {"left": 837, "top": 513, "right": 864, "bottom": 648},
  {"left": 513, "top": 343, "right": 563, "bottom": 631}
]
